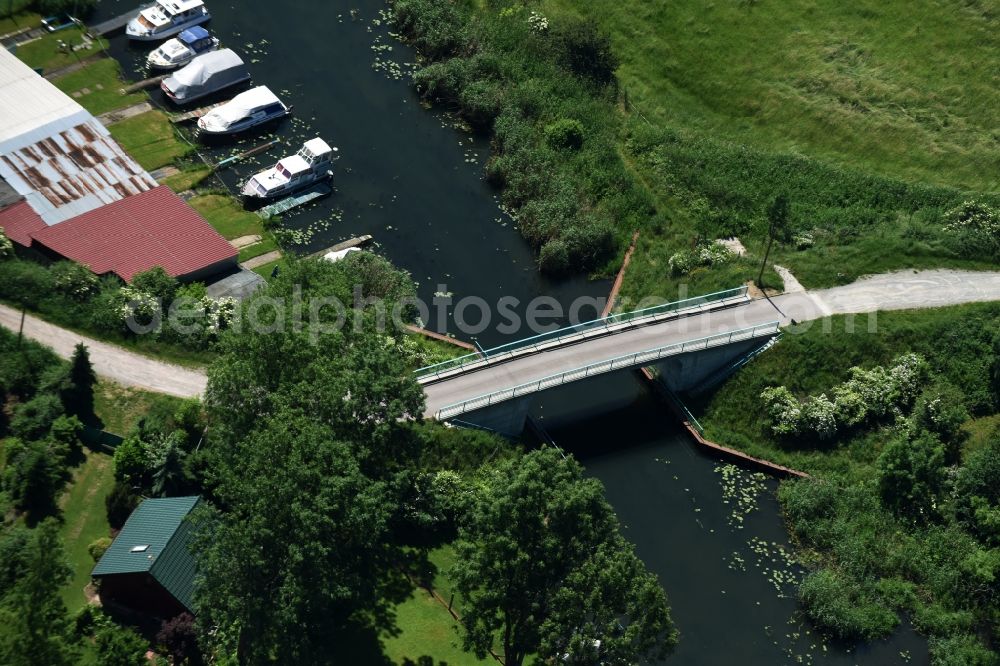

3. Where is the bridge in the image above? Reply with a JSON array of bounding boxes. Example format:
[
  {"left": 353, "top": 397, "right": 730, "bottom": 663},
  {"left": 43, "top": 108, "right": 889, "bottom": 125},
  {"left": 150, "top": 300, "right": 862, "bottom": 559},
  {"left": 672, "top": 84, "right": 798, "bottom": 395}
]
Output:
[{"left": 418, "top": 287, "right": 829, "bottom": 435}]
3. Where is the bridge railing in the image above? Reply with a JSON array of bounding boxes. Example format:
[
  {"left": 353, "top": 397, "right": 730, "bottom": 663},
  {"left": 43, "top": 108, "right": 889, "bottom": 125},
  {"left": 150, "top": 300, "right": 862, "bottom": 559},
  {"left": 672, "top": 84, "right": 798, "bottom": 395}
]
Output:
[
  {"left": 435, "top": 320, "right": 781, "bottom": 420},
  {"left": 415, "top": 286, "right": 749, "bottom": 383}
]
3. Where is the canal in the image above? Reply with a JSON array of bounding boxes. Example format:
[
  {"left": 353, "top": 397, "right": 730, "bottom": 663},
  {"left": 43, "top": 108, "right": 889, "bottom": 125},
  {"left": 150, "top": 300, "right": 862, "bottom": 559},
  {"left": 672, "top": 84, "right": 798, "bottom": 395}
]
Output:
[{"left": 89, "top": 2, "right": 927, "bottom": 662}]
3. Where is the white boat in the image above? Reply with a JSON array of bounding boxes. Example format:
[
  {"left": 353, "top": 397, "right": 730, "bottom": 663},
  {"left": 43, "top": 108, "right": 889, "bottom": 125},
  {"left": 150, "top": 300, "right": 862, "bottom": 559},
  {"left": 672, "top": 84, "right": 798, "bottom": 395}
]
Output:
[
  {"left": 126, "top": 0, "right": 210, "bottom": 42},
  {"left": 161, "top": 49, "right": 250, "bottom": 105},
  {"left": 146, "top": 26, "right": 219, "bottom": 70},
  {"left": 241, "top": 138, "right": 337, "bottom": 200},
  {"left": 197, "top": 86, "right": 290, "bottom": 135}
]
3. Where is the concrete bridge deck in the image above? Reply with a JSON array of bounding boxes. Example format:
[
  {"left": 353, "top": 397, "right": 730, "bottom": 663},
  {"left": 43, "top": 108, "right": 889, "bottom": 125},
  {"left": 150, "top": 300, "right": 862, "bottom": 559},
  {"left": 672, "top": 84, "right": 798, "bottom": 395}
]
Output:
[{"left": 423, "top": 292, "right": 827, "bottom": 419}]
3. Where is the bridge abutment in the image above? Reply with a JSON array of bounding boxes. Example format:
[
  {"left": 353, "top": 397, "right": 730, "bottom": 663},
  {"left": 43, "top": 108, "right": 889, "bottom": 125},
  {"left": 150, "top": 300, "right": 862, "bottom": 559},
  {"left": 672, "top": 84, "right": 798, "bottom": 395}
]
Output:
[
  {"left": 457, "top": 395, "right": 535, "bottom": 438},
  {"left": 654, "top": 337, "right": 772, "bottom": 392}
]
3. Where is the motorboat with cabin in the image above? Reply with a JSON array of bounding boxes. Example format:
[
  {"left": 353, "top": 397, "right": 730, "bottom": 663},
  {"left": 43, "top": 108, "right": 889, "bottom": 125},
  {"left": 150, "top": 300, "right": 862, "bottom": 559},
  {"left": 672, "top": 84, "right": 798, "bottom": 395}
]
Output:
[
  {"left": 161, "top": 48, "right": 250, "bottom": 105},
  {"left": 241, "top": 138, "right": 337, "bottom": 200},
  {"left": 126, "top": 0, "right": 210, "bottom": 42},
  {"left": 197, "top": 86, "right": 290, "bottom": 135},
  {"left": 147, "top": 26, "right": 219, "bottom": 70}
]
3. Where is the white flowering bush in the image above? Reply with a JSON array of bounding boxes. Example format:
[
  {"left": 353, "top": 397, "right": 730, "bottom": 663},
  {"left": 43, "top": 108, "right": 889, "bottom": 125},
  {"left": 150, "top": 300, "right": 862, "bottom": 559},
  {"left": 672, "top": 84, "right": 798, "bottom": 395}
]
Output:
[
  {"left": 204, "top": 296, "right": 238, "bottom": 335},
  {"left": 760, "top": 386, "right": 802, "bottom": 437},
  {"left": 527, "top": 11, "right": 549, "bottom": 33},
  {"left": 669, "top": 241, "right": 735, "bottom": 276},
  {"left": 763, "top": 353, "right": 931, "bottom": 443},
  {"left": 943, "top": 200, "right": 999, "bottom": 234},
  {"left": 118, "top": 287, "right": 161, "bottom": 329},
  {"left": 52, "top": 262, "right": 100, "bottom": 301},
  {"left": 794, "top": 232, "right": 815, "bottom": 250},
  {"left": 801, "top": 394, "right": 837, "bottom": 440},
  {"left": 0, "top": 227, "right": 13, "bottom": 259}
]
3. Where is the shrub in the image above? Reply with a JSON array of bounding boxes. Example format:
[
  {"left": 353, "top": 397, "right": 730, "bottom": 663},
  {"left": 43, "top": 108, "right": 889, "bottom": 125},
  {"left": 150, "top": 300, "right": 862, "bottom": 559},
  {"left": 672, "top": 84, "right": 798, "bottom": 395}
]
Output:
[
  {"left": 552, "top": 18, "right": 619, "bottom": 86},
  {"left": 105, "top": 480, "right": 140, "bottom": 530},
  {"left": 544, "top": 118, "right": 585, "bottom": 150},
  {"left": 929, "top": 634, "right": 998, "bottom": 666},
  {"left": 35, "top": 0, "right": 98, "bottom": 17},
  {"left": 10, "top": 393, "right": 64, "bottom": 441},
  {"left": 877, "top": 432, "right": 946, "bottom": 518},
  {"left": 760, "top": 386, "right": 801, "bottom": 437},
  {"left": 0, "top": 227, "right": 13, "bottom": 259},
  {"left": 911, "top": 380, "right": 969, "bottom": 461},
  {"left": 459, "top": 79, "right": 504, "bottom": 130},
  {"left": 538, "top": 238, "right": 570, "bottom": 274},
  {"left": 393, "top": 0, "right": 468, "bottom": 60},
  {"left": 88, "top": 537, "right": 112, "bottom": 562},
  {"left": 51, "top": 262, "right": 99, "bottom": 301},
  {"left": 131, "top": 266, "right": 178, "bottom": 304},
  {"left": 156, "top": 613, "right": 201, "bottom": 665},
  {"left": 798, "top": 568, "right": 898, "bottom": 640},
  {"left": 800, "top": 394, "right": 837, "bottom": 441}
]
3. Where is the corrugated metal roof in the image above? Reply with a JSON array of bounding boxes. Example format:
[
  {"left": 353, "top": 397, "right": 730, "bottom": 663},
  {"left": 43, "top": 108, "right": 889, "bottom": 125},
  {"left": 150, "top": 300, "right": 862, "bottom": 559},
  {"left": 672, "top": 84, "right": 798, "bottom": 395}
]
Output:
[
  {"left": 0, "top": 48, "right": 157, "bottom": 225},
  {"left": 31, "top": 185, "right": 238, "bottom": 281},
  {"left": 0, "top": 199, "right": 45, "bottom": 246},
  {"left": 92, "top": 496, "right": 201, "bottom": 611}
]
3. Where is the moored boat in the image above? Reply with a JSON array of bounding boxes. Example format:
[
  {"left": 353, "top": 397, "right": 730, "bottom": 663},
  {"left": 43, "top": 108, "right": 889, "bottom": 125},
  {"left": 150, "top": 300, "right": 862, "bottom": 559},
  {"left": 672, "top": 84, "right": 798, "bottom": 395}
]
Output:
[
  {"left": 197, "top": 86, "right": 290, "bottom": 135},
  {"left": 241, "top": 138, "right": 337, "bottom": 200},
  {"left": 147, "top": 26, "right": 219, "bottom": 70},
  {"left": 126, "top": 0, "right": 210, "bottom": 42},
  {"left": 161, "top": 49, "right": 250, "bottom": 105}
]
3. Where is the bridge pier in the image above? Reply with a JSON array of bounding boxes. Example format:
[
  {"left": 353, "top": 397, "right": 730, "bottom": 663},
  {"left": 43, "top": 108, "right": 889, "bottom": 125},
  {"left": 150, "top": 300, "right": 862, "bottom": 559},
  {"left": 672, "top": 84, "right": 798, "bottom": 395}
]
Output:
[
  {"left": 456, "top": 395, "right": 535, "bottom": 438},
  {"left": 654, "top": 337, "right": 772, "bottom": 392}
]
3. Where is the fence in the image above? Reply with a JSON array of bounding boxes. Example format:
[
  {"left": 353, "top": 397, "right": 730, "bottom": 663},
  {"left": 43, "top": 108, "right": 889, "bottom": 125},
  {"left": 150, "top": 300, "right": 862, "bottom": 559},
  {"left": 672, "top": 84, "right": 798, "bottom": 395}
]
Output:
[
  {"left": 435, "top": 321, "right": 780, "bottom": 420},
  {"left": 416, "top": 286, "right": 749, "bottom": 383}
]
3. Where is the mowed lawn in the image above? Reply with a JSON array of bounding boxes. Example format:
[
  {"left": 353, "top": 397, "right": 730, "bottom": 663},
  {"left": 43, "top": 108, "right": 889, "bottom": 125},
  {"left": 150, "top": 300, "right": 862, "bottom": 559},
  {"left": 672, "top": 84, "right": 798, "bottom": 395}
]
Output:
[
  {"left": 109, "top": 110, "right": 192, "bottom": 171},
  {"left": 189, "top": 193, "right": 265, "bottom": 240},
  {"left": 59, "top": 448, "right": 114, "bottom": 611},
  {"left": 51, "top": 58, "right": 146, "bottom": 116},
  {"left": 543, "top": 0, "right": 1000, "bottom": 192}
]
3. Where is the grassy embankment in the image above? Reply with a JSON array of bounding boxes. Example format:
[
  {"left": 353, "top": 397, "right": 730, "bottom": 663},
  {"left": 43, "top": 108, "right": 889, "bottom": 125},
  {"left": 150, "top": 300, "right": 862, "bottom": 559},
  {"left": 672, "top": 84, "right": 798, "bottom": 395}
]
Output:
[
  {"left": 538, "top": 0, "right": 1000, "bottom": 299},
  {"left": 688, "top": 304, "right": 1000, "bottom": 659}
]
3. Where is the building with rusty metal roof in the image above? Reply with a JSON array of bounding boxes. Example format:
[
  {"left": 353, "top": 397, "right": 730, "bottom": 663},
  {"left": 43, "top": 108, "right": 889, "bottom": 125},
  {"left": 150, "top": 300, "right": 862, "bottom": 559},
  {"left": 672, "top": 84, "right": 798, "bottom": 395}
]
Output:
[{"left": 0, "top": 45, "right": 156, "bottom": 225}]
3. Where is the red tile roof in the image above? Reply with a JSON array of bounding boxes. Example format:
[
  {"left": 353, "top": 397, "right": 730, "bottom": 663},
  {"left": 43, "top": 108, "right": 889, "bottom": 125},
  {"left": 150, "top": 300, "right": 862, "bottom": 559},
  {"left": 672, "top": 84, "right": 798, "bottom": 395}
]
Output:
[
  {"left": 0, "top": 199, "right": 45, "bottom": 246},
  {"left": 31, "top": 186, "right": 237, "bottom": 282}
]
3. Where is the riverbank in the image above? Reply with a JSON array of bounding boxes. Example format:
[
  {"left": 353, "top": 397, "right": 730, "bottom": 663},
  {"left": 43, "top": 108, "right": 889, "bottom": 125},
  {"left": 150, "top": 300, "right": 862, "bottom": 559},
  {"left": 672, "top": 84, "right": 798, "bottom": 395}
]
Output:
[{"left": 690, "top": 303, "right": 1000, "bottom": 661}]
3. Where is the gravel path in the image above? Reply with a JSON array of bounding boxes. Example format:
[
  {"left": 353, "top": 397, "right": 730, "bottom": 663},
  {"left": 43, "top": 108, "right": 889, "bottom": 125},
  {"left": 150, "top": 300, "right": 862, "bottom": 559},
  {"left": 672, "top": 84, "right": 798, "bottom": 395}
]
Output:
[{"left": 0, "top": 304, "right": 207, "bottom": 398}]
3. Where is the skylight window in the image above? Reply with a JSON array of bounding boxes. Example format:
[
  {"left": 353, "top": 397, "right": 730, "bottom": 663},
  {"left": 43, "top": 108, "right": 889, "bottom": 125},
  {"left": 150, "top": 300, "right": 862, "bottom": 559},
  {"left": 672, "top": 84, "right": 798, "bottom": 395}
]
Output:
[{"left": 130, "top": 545, "right": 150, "bottom": 553}]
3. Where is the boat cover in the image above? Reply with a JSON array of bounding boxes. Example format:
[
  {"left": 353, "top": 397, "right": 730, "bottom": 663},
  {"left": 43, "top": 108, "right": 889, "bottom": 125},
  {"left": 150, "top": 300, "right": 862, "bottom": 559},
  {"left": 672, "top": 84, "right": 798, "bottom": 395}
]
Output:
[
  {"left": 178, "top": 26, "right": 210, "bottom": 45},
  {"left": 208, "top": 86, "right": 283, "bottom": 126},
  {"left": 164, "top": 49, "right": 248, "bottom": 99}
]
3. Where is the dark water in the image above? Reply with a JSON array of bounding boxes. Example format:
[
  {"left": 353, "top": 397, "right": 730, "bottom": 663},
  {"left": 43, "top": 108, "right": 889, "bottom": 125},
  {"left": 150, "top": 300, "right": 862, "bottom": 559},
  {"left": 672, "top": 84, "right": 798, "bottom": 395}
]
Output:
[
  {"left": 91, "top": 3, "right": 928, "bottom": 663},
  {"left": 536, "top": 373, "right": 928, "bottom": 665},
  {"left": 94, "top": 0, "right": 607, "bottom": 347}
]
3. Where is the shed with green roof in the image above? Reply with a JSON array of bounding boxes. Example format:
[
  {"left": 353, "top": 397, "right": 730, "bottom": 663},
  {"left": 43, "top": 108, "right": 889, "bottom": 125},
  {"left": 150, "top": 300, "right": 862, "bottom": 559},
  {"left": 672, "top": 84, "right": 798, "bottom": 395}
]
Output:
[{"left": 92, "top": 496, "right": 201, "bottom": 617}]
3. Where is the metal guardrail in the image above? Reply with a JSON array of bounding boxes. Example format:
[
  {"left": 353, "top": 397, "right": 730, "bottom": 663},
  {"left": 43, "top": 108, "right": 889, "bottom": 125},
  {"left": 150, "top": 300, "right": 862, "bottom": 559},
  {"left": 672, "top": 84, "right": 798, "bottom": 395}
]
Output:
[
  {"left": 415, "top": 286, "right": 749, "bottom": 383},
  {"left": 435, "top": 321, "right": 781, "bottom": 420}
]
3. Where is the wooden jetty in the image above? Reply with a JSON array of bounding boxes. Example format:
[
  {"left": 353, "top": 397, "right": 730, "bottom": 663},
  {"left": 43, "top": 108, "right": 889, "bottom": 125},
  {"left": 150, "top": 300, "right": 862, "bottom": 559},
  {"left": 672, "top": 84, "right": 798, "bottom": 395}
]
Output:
[
  {"left": 121, "top": 74, "right": 166, "bottom": 94},
  {"left": 170, "top": 101, "right": 227, "bottom": 124},
  {"left": 307, "top": 235, "right": 374, "bottom": 260},
  {"left": 256, "top": 184, "right": 332, "bottom": 220},
  {"left": 213, "top": 139, "right": 281, "bottom": 171},
  {"left": 88, "top": 6, "right": 150, "bottom": 37}
]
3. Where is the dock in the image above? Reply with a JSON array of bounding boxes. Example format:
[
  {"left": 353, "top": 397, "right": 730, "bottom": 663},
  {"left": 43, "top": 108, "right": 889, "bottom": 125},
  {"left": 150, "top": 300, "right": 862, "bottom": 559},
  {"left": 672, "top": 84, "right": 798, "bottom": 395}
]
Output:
[
  {"left": 88, "top": 5, "right": 150, "bottom": 37},
  {"left": 307, "top": 235, "right": 374, "bottom": 260},
  {"left": 256, "top": 184, "right": 332, "bottom": 220},
  {"left": 213, "top": 139, "right": 281, "bottom": 171},
  {"left": 121, "top": 74, "right": 166, "bottom": 94},
  {"left": 170, "top": 101, "right": 227, "bottom": 124}
]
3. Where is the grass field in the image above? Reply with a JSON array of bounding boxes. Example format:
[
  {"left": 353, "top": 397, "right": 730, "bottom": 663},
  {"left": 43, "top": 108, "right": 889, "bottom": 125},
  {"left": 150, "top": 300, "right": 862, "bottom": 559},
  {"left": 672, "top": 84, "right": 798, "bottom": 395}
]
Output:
[
  {"left": 109, "top": 110, "right": 193, "bottom": 171},
  {"left": 58, "top": 448, "right": 114, "bottom": 611},
  {"left": 0, "top": 10, "right": 40, "bottom": 37},
  {"left": 535, "top": 0, "right": 1000, "bottom": 295},
  {"left": 51, "top": 58, "right": 145, "bottom": 116},
  {"left": 544, "top": 0, "right": 1000, "bottom": 193},
  {"left": 15, "top": 27, "right": 109, "bottom": 73},
  {"left": 162, "top": 165, "right": 213, "bottom": 193},
  {"left": 189, "top": 194, "right": 265, "bottom": 240}
]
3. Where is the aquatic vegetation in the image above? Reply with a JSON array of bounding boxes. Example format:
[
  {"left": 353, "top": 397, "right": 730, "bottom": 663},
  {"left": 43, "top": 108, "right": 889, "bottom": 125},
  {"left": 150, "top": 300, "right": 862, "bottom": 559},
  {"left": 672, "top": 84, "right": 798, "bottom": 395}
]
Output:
[{"left": 715, "top": 463, "right": 768, "bottom": 528}]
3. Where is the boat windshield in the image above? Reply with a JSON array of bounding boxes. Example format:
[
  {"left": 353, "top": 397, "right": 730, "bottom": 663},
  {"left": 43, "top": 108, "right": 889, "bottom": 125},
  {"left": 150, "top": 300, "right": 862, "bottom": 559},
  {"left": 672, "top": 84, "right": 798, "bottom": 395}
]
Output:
[
  {"left": 138, "top": 15, "right": 156, "bottom": 30},
  {"left": 277, "top": 164, "right": 291, "bottom": 178}
]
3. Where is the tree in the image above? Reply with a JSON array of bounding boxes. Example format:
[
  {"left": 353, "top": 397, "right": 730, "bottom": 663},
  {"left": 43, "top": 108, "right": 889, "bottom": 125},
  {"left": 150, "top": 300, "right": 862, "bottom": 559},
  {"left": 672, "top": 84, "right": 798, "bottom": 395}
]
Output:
[
  {"left": 3, "top": 438, "right": 66, "bottom": 522},
  {"left": 757, "top": 193, "right": 793, "bottom": 287},
  {"left": 0, "top": 520, "right": 76, "bottom": 666},
  {"left": 192, "top": 413, "right": 400, "bottom": 664},
  {"left": 877, "top": 432, "right": 946, "bottom": 518},
  {"left": 131, "top": 266, "right": 178, "bottom": 305},
  {"left": 66, "top": 343, "right": 96, "bottom": 422},
  {"left": 94, "top": 622, "right": 148, "bottom": 666},
  {"left": 452, "top": 448, "right": 676, "bottom": 666},
  {"left": 911, "top": 379, "right": 969, "bottom": 463},
  {"left": 552, "top": 18, "right": 619, "bottom": 86},
  {"left": 157, "top": 613, "right": 202, "bottom": 665}
]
